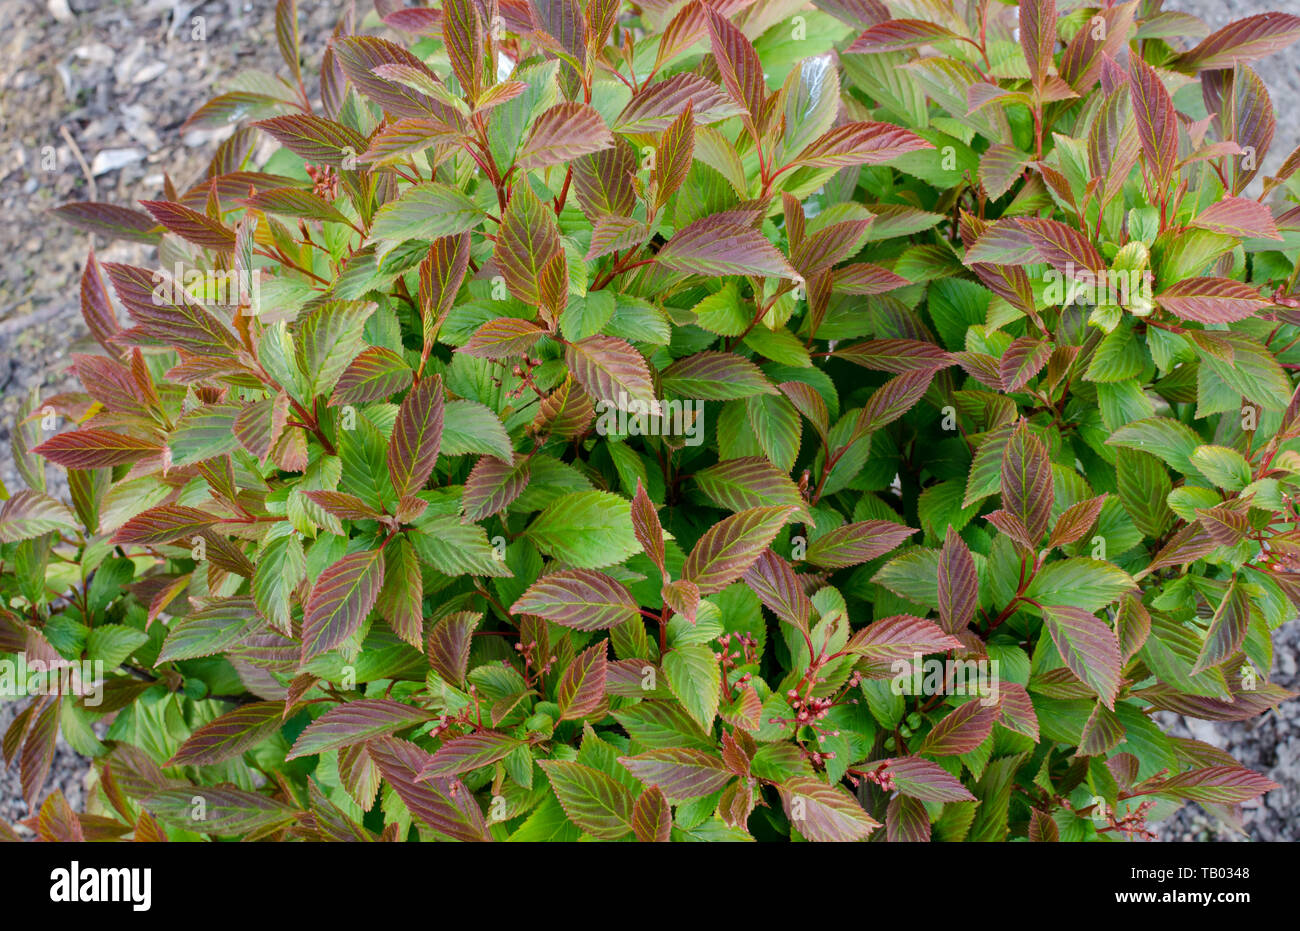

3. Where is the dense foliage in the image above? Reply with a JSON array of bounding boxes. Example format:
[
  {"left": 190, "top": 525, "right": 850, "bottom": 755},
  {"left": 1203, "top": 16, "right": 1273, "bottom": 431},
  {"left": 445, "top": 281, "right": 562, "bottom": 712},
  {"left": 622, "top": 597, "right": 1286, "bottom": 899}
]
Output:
[{"left": 4, "top": 0, "right": 1300, "bottom": 842}]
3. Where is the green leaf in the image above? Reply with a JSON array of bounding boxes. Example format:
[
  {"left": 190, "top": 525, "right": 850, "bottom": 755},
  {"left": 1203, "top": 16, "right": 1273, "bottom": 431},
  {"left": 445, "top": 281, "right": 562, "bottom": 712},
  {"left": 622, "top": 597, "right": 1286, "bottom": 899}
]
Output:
[
  {"left": 663, "top": 643, "right": 722, "bottom": 731},
  {"left": 524, "top": 491, "right": 640, "bottom": 569}
]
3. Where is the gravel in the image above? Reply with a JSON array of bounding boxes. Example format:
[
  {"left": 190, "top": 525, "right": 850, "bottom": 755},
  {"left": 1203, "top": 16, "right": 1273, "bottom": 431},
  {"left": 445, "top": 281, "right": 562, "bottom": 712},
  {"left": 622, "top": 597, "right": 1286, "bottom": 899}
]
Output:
[{"left": 1, "top": 0, "right": 1297, "bottom": 839}]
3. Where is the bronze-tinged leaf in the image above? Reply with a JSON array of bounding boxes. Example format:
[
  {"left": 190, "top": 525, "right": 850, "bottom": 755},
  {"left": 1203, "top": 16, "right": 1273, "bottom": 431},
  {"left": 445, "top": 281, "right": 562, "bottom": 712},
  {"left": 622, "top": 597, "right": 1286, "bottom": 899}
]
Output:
[
  {"left": 461, "top": 317, "right": 547, "bottom": 359},
  {"left": 1155, "top": 276, "right": 1268, "bottom": 324},
  {"left": 113, "top": 504, "right": 220, "bottom": 546},
  {"left": 656, "top": 214, "right": 797, "bottom": 279},
  {"left": 1000, "top": 421, "right": 1053, "bottom": 545},
  {"left": 997, "top": 683, "right": 1040, "bottom": 741},
  {"left": 253, "top": 113, "right": 369, "bottom": 166},
  {"left": 661, "top": 579, "right": 700, "bottom": 625},
  {"left": 832, "top": 263, "right": 910, "bottom": 296},
  {"left": 358, "top": 116, "right": 464, "bottom": 166},
  {"left": 538, "top": 759, "right": 634, "bottom": 839},
  {"left": 1040, "top": 604, "right": 1122, "bottom": 709},
  {"left": 274, "top": 0, "right": 302, "bottom": 83},
  {"left": 332, "top": 35, "right": 450, "bottom": 120},
  {"left": 1189, "top": 196, "right": 1281, "bottom": 240},
  {"left": 683, "top": 506, "right": 799, "bottom": 595},
  {"left": 1028, "top": 808, "right": 1059, "bottom": 842},
  {"left": 80, "top": 250, "right": 124, "bottom": 357},
  {"left": 999, "top": 337, "right": 1051, "bottom": 392},
  {"left": 779, "top": 776, "right": 879, "bottom": 841},
  {"left": 442, "top": 0, "right": 484, "bottom": 99},
  {"left": 287, "top": 700, "right": 434, "bottom": 759},
  {"left": 564, "top": 334, "right": 655, "bottom": 408},
  {"left": 1018, "top": 0, "right": 1057, "bottom": 89},
  {"left": 705, "top": 7, "right": 767, "bottom": 129},
  {"left": 387, "top": 374, "right": 445, "bottom": 499},
  {"left": 104, "top": 262, "right": 241, "bottom": 358},
  {"left": 533, "top": 375, "right": 595, "bottom": 438},
  {"left": 630, "top": 480, "right": 667, "bottom": 578},
  {"left": 330, "top": 347, "right": 413, "bottom": 406},
  {"left": 1078, "top": 702, "right": 1125, "bottom": 756},
  {"left": 1135, "top": 681, "right": 1294, "bottom": 721},
  {"left": 518, "top": 102, "right": 614, "bottom": 170},
  {"left": 0, "top": 490, "right": 76, "bottom": 544},
  {"left": 854, "top": 368, "right": 935, "bottom": 438},
  {"left": 301, "top": 550, "right": 385, "bottom": 662},
  {"left": 234, "top": 395, "right": 289, "bottom": 462},
  {"left": 741, "top": 548, "right": 812, "bottom": 634},
  {"left": 169, "top": 701, "right": 285, "bottom": 766},
  {"left": 243, "top": 187, "right": 352, "bottom": 227},
  {"left": 1204, "top": 65, "right": 1276, "bottom": 194},
  {"left": 618, "top": 747, "right": 733, "bottom": 800},
  {"left": 557, "top": 642, "right": 609, "bottom": 720},
  {"left": 1016, "top": 217, "right": 1105, "bottom": 273},
  {"left": 495, "top": 184, "right": 563, "bottom": 307},
  {"left": 571, "top": 141, "right": 637, "bottom": 218},
  {"left": 533, "top": 0, "right": 587, "bottom": 65},
  {"left": 32, "top": 429, "right": 163, "bottom": 470},
  {"left": 52, "top": 202, "right": 161, "bottom": 244},
  {"left": 884, "top": 756, "right": 976, "bottom": 802},
  {"left": 805, "top": 520, "right": 917, "bottom": 569},
  {"left": 511, "top": 569, "right": 639, "bottom": 630},
  {"left": 1174, "top": 12, "right": 1300, "bottom": 72},
  {"left": 886, "top": 793, "right": 930, "bottom": 842},
  {"left": 376, "top": 538, "right": 423, "bottom": 648},
  {"left": 631, "top": 785, "right": 672, "bottom": 842},
  {"left": 1060, "top": 2, "right": 1135, "bottom": 92},
  {"left": 1128, "top": 56, "right": 1178, "bottom": 192},
  {"left": 918, "top": 698, "right": 999, "bottom": 756},
  {"left": 418, "top": 234, "right": 471, "bottom": 345},
  {"left": 141, "top": 199, "right": 236, "bottom": 252},
  {"left": 427, "top": 611, "right": 480, "bottom": 685},
  {"left": 1046, "top": 494, "right": 1107, "bottom": 549},
  {"left": 1150, "top": 765, "right": 1279, "bottom": 805},
  {"left": 979, "top": 142, "right": 1029, "bottom": 200},
  {"left": 937, "top": 527, "right": 977, "bottom": 633},
  {"left": 844, "top": 615, "right": 964, "bottom": 662},
  {"left": 788, "top": 122, "right": 933, "bottom": 170},
  {"left": 845, "top": 18, "right": 956, "bottom": 54},
  {"left": 613, "top": 72, "right": 741, "bottom": 133},
  {"left": 1191, "top": 580, "right": 1250, "bottom": 674},
  {"left": 368, "top": 737, "right": 493, "bottom": 841},
  {"left": 660, "top": 350, "right": 777, "bottom": 400},
  {"left": 462, "top": 456, "right": 530, "bottom": 523},
  {"left": 20, "top": 698, "right": 60, "bottom": 809},
  {"left": 779, "top": 381, "right": 829, "bottom": 442},
  {"left": 694, "top": 457, "right": 811, "bottom": 521},
  {"left": 653, "top": 101, "right": 694, "bottom": 208}
]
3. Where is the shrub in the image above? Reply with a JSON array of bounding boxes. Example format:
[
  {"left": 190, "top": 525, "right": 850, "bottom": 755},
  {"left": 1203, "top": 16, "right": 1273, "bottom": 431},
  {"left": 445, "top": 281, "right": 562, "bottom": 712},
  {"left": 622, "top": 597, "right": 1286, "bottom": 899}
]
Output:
[{"left": 4, "top": 0, "right": 1300, "bottom": 843}]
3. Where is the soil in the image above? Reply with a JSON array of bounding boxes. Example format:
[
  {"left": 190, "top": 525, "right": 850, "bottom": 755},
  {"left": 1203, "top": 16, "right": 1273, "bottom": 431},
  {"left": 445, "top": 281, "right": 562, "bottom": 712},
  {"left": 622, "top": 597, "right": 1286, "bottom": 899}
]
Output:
[{"left": 0, "top": 0, "right": 1297, "bottom": 840}]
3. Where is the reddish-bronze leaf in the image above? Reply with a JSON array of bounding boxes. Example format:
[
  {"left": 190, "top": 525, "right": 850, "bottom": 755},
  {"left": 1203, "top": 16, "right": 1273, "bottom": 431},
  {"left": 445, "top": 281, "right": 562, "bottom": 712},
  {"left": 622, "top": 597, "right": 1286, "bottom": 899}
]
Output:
[
  {"left": 511, "top": 569, "right": 639, "bottom": 630},
  {"left": 387, "top": 374, "right": 445, "bottom": 499},
  {"left": 518, "top": 102, "right": 614, "bottom": 171},
  {"left": 937, "top": 527, "right": 977, "bottom": 633},
  {"left": 1001, "top": 421, "right": 1054, "bottom": 545},
  {"left": 301, "top": 550, "right": 385, "bottom": 662},
  {"left": 557, "top": 643, "right": 609, "bottom": 721},
  {"left": 631, "top": 785, "right": 672, "bottom": 842},
  {"left": 683, "top": 506, "right": 799, "bottom": 595},
  {"left": 918, "top": 698, "right": 999, "bottom": 756}
]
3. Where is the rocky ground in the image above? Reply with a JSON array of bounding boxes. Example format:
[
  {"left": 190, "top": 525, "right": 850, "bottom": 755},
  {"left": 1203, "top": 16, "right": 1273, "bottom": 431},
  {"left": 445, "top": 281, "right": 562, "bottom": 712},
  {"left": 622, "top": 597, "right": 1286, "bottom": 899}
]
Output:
[{"left": 1, "top": 0, "right": 1298, "bottom": 839}]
